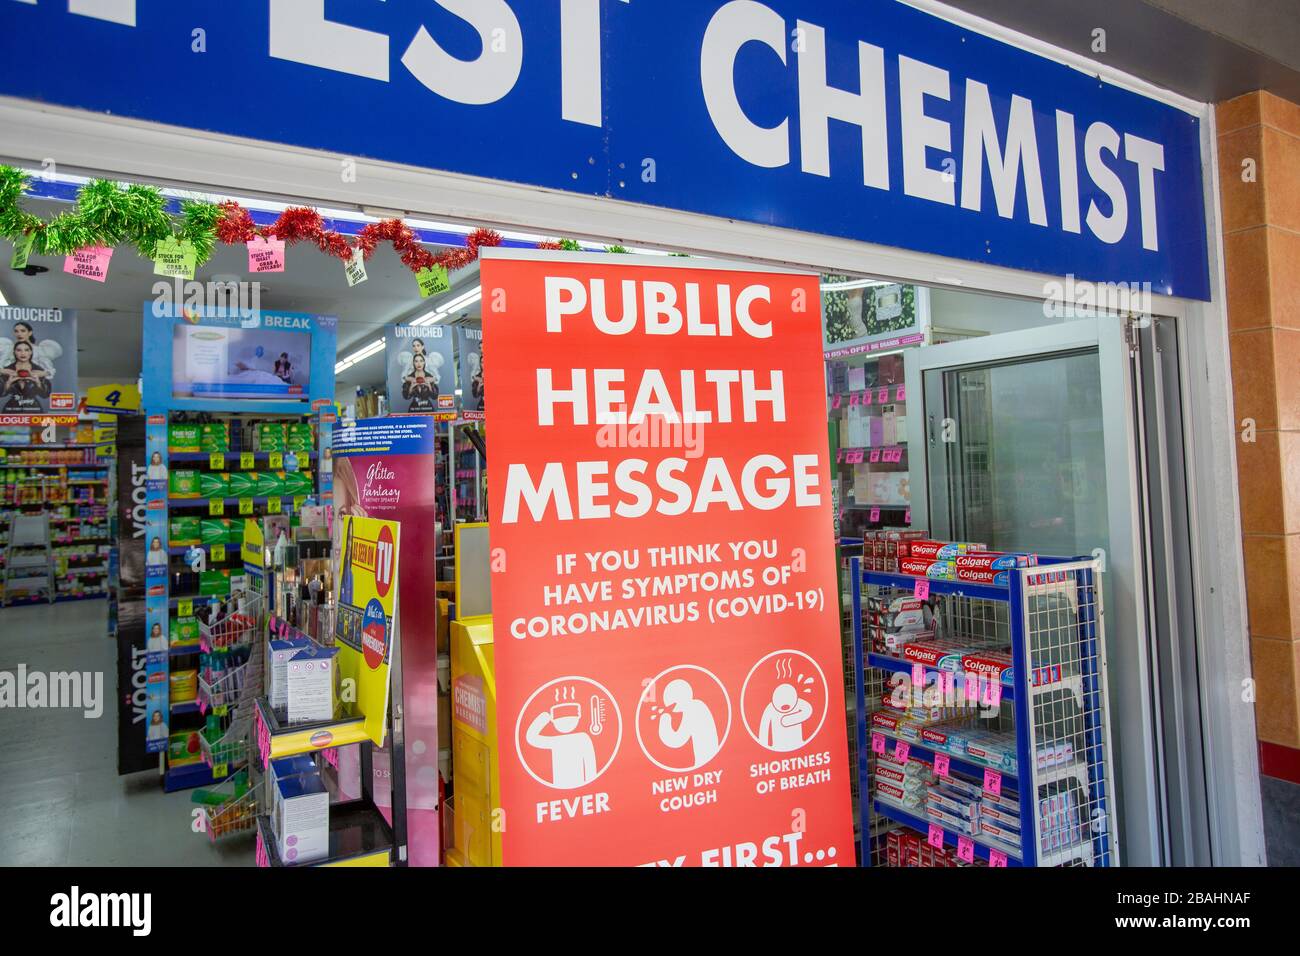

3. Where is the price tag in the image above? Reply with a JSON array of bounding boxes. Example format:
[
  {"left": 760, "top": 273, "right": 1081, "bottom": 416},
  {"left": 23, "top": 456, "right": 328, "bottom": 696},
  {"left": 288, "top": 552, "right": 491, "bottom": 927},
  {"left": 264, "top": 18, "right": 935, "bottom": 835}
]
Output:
[
  {"left": 239, "top": 451, "right": 255, "bottom": 470},
  {"left": 933, "top": 753, "right": 951, "bottom": 777},
  {"left": 956, "top": 837, "right": 975, "bottom": 864},
  {"left": 848, "top": 392, "right": 860, "bottom": 406},
  {"left": 178, "top": 599, "right": 193, "bottom": 617},
  {"left": 294, "top": 495, "right": 306, "bottom": 511},
  {"left": 905, "top": 509, "right": 912, "bottom": 525},
  {"left": 208, "top": 452, "right": 224, "bottom": 470},
  {"left": 862, "top": 390, "right": 873, "bottom": 406},
  {"left": 869, "top": 507, "right": 880, "bottom": 523},
  {"left": 238, "top": 498, "right": 254, "bottom": 515},
  {"left": 877, "top": 387, "right": 889, "bottom": 404},
  {"left": 989, "top": 849, "right": 1008, "bottom": 868},
  {"left": 847, "top": 448, "right": 864, "bottom": 465},
  {"left": 268, "top": 496, "right": 282, "bottom": 514},
  {"left": 911, "top": 663, "right": 925, "bottom": 687},
  {"left": 207, "top": 499, "right": 224, "bottom": 516},
  {"left": 983, "top": 769, "right": 1003, "bottom": 797},
  {"left": 869, "top": 449, "right": 882, "bottom": 463},
  {"left": 913, "top": 579, "right": 930, "bottom": 601},
  {"left": 870, "top": 732, "right": 885, "bottom": 755},
  {"left": 927, "top": 824, "right": 945, "bottom": 849},
  {"left": 831, "top": 393, "right": 842, "bottom": 409},
  {"left": 212, "top": 762, "right": 227, "bottom": 779},
  {"left": 835, "top": 448, "right": 845, "bottom": 464},
  {"left": 894, "top": 741, "right": 910, "bottom": 763},
  {"left": 211, "top": 544, "right": 226, "bottom": 564},
  {"left": 896, "top": 385, "right": 906, "bottom": 401},
  {"left": 268, "top": 452, "right": 283, "bottom": 469}
]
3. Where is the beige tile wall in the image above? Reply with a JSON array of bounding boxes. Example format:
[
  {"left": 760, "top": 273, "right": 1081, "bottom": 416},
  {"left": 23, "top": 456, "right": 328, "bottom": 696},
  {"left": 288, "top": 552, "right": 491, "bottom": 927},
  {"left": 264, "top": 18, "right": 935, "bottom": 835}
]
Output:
[{"left": 1218, "top": 91, "right": 1300, "bottom": 747}]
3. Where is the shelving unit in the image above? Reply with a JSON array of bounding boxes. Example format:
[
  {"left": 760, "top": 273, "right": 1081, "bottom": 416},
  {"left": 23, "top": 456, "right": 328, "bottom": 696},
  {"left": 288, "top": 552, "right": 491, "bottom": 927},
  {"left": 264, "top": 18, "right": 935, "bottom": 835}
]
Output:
[{"left": 851, "top": 555, "right": 1118, "bottom": 868}]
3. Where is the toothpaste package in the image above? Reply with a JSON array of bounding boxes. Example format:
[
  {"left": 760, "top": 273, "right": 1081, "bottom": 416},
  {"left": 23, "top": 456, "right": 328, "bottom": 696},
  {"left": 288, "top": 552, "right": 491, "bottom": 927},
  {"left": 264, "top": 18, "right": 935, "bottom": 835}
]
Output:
[
  {"left": 953, "top": 566, "right": 1011, "bottom": 586},
  {"left": 926, "top": 786, "right": 980, "bottom": 820},
  {"left": 961, "top": 650, "right": 1014, "bottom": 686},
  {"left": 904, "top": 540, "right": 988, "bottom": 563},
  {"left": 979, "top": 818, "right": 1022, "bottom": 849},
  {"left": 903, "top": 638, "right": 969, "bottom": 672},
  {"left": 963, "top": 733, "right": 1017, "bottom": 773},
  {"left": 954, "top": 551, "right": 1038, "bottom": 571},
  {"left": 925, "top": 802, "right": 978, "bottom": 835}
]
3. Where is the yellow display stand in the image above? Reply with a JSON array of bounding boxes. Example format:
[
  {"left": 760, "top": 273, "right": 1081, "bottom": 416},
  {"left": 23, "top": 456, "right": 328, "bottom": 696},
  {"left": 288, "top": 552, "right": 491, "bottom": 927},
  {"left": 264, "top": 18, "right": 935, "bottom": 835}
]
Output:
[{"left": 445, "top": 522, "right": 501, "bottom": 867}]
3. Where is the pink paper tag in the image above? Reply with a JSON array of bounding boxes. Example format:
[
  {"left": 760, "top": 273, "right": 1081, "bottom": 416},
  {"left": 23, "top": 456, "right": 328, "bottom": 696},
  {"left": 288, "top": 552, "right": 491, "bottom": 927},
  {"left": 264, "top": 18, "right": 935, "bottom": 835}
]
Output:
[
  {"left": 832, "top": 393, "right": 842, "bottom": 409},
  {"left": 877, "top": 387, "right": 889, "bottom": 404},
  {"left": 869, "top": 507, "right": 880, "bottom": 522},
  {"left": 957, "top": 836, "right": 975, "bottom": 863},
  {"left": 869, "top": 449, "right": 882, "bottom": 463},
  {"left": 863, "top": 390, "right": 873, "bottom": 405},
  {"left": 911, "top": 663, "right": 925, "bottom": 687},
  {"left": 64, "top": 246, "right": 113, "bottom": 282},
  {"left": 895, "top": 741, "right": 910, "bottom": 763},
  {"left": 983, "top": 768, "right": 1003, "bottom": 797},
  {"left": 933, "top": 753, "right": 951, "bottom": 777},
  {"left": 927, "top": 824, "right": 945, "bottom": 849},
  {"left": 914, "top": 579, "right": 930, "bottom": 601},
  {"left": 905, "top": 509, "right": 912, "bottom": 525},
  {"left": 989, "top": 849, "right": 1008, "bottom": 868},
  {"left": 871, "top": 732, "right": 885, "bottom": 754},
  {"left": 248, "top": 236, "right": 286, "bottom": 273},
  {"left": 896, "top": 385, "right": 906, "bottom": 401}
]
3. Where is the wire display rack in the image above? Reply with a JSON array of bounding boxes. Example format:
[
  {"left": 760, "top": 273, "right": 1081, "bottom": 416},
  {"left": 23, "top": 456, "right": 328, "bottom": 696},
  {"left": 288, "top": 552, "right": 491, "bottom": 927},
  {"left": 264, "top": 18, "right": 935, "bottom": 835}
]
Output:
[
  {"left": 195, "top": 770, "right": 258, "bottom": 842},
  {"left": 851, "top": 556, "right": 1118, "bottom": 867}
]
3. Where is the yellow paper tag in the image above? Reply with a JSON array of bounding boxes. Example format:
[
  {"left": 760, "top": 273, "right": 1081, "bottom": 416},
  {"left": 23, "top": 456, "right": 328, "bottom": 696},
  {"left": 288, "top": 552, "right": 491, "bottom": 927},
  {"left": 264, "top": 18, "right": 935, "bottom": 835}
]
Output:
[
  {"left": 178, "top": 599, "right": 193, "bottom": 617},
  {"left": 209, "top": 452, "right": 224, "bottom": 470},
  {"left": 211, "top": 544, "right": 226, "bottom": 563},
  {"left": 269, "top": 452, "right": 283, "bottom": 469},
  {"left": 293, "top": 495, "right": 306, "bottom": 511},
  {"left": 268, "top": 496, "right": 282, "bottom": 514},
  {"left": 208, "top": 499, "right": 224, "bottom": 516},
  {"left": 239, "top": 498, "right": 254, "bottom": 515},
  {"left": 240, "top": 451, "right": 254, "bottom": 470}
]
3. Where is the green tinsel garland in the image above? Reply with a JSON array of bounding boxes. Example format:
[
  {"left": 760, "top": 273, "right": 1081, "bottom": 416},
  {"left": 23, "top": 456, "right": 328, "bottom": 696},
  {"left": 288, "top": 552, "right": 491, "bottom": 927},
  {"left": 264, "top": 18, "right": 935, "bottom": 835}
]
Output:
[{"left": 0, "top": 165, "right": 221, "bottom": 265}]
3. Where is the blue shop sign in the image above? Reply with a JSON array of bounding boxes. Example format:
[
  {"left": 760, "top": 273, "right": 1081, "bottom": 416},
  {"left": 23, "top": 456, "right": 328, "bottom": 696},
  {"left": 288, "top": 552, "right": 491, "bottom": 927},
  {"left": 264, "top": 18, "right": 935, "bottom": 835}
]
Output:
[{"left": 0, "top": 1, "right": 1209, "bottom": 299}]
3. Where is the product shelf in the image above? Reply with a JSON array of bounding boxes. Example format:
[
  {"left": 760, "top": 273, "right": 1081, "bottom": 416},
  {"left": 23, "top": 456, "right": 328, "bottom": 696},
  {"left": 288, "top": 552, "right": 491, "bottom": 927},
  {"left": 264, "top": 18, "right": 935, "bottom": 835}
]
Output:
[
  {"left": 168, "top": 451, "right": 317, "bottom": 463},
  {"left": 254, "top": 801, "right": 393, "bottom": 868},
  {"left": 253, "top": 696, "right": 371, "bottom": 763},
  {"left": 852, "top": 555, "right": 1118, "bottom": 868},
  {"left": 872, "top": 799, "right": 1022, "bottom": 865}
]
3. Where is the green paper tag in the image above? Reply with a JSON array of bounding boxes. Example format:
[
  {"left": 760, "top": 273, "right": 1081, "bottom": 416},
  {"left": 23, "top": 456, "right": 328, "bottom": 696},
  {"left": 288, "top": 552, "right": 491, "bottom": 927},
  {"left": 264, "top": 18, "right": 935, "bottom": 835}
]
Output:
[
  {"left": 345, "top": 251, "right": 368, "bottom": 287},
  {"left": 416, "top": 266, "right": 450, "bottom": 298},
  {"left": 153, "top": 237, "right": 197, "bottom": 280},
  {"left": 10, "top": 233, "right": 35, "bottom": 271}
]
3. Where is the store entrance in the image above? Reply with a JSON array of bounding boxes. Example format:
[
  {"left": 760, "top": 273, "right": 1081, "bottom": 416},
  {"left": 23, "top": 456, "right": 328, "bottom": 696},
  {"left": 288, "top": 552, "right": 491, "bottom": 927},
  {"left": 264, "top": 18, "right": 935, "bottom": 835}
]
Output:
[{"left": 905, "top": 317, "right": 1164, "bottom": 866}]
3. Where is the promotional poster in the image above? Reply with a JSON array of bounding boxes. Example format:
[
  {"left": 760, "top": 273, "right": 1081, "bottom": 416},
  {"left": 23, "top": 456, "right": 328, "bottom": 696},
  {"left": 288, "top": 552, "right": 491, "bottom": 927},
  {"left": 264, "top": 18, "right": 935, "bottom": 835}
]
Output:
[
  {"left": 333, "top": 416, "right": 442, "bottom": 866},
  {"left": 481, "top": 249, "right": 854, "bottom": 866},
  {"left": 170, "top": 323, "right": 310, "bottom": 400},
  {"left": 455, "top": 326, "right": 485, "bottom": 419},
  {"left": 0, "top": 306, "right": 78, "bottom": 414},
  {"left": 821, "top": 282, "right": 923, "bottom": 359},
  {"left": 334, "top": 513, "right": 400, "bottom": 750},
  {"left": 385, "top": 325, "right": 455, "bottom": 417}
]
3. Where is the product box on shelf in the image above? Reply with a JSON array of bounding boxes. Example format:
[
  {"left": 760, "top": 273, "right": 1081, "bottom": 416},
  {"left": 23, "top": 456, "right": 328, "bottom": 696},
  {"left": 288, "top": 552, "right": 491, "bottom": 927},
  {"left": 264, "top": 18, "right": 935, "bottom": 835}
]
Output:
[
  {"left": 168, "top": 470, "right": 201, "bottom": 498},
  {"left": 199, "top": 472, "right": 229, "bottom": 499},
  {"left": 273, "top": 771, "right": 329, "bottom": 864},
  {"left": 199, "top": 423, "right": 229, "bottom": 452},
  {"left": 198, "top": 569, "right": 231, "bottom": 597},
  {"left": 286, "top": 644, "right": 338, "bottom": 724},
  {"left": 227, "top": 470, "right": 258, "bottom": 498},
  {"left": 170, "top": 516, "right": 201, "bottom": 545},
  {"left": 200, "top": 518, "right": 243, "bottom": 545},
  {"left": 170, "top": 617, "right": 200, "bottom": 646},
  {"left": 257, "top": 470, "right": 286, "bottom": 498},
  {"left": 168, "top": 424, "right": 201, "bottom": 453},
  {"left": 268, "top": 635, "right": 312, "bottom": 710}
]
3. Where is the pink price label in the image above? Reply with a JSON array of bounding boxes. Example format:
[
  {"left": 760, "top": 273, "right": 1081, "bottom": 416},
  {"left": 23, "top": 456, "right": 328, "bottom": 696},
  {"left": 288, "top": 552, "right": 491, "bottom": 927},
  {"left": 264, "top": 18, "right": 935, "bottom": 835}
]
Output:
[
  {"left": 835, "top": 448, "right": 845, "bottom": 464},
  {"left": 989, "top": 849, "right": 1008, "bottom": 868},
  {"left": 927, "top": 824, "right": 945, "bottom": 849},
  {"left": 957, "top": 837, "right": 975, "bottom": 863},
  {"left": 847, "top": 448, "right": 865, "bottom": 464},
  {"left": 933, "top": 753, "right": 951, "bottom": 777},
  {"left": 905, "top": 509, "right": 912, "bottom": 525},
  {"left": 983, "top": 769, "right": 1003, "bottom": 797},
  {"left": 869, "top": 507, "right": 880, "bottom": 522},
  {"left": 896, "top": 385, "right": 906, "bottom": 401},
  {"left": 832, "top": 393, "right": 842, "bottom": 409},
  {"left": 848, "top": 392, "right": 860, "bottom": 406},
  {"left": 871, "top": 732, "right": 885, "bottom": 754},
  {"left": 895, "top": 741, "right": 910, "bottom": 762},
  {"left": 911, "top": 663, "right": 925, "bottom": 687},
  {"left": 877, "top": 387, "right": 889, "bottom": 404},
  {"left": 913, "top": 579, "right": 930, "bottom": 601},
  {"left": 862, "top": 390, "right": 873, "bottom": 406},
  {"left": 869, "top": 449, "right": 882, "bottom": 463}
]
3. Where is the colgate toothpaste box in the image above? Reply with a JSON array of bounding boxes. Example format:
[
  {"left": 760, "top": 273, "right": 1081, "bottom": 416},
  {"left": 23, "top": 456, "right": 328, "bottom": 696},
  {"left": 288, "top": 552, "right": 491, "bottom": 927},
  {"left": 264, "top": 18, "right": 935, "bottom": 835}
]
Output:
[
  {"left": 954, "top": 551, "right": 1039, "bottom": 571},
  {"left": 903, "top": 638, "right": 969, "bottom": 671},
  {"left": 906, "top": 540, "right": 988, "bottom": 563},
  {"left": 899, "top": 557, "right": 934, "bottom": 578},
  {"left": 961, "top": 650, "right": 1013, "bottom": 685},
  {"left": 954, "top": 566, "right": 1010, "bottom": 586}
]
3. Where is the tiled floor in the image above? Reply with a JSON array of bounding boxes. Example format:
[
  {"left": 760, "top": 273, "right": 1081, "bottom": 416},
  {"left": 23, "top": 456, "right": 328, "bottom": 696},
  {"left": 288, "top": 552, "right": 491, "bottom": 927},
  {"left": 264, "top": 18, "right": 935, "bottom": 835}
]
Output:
[{"left": 0, "top": 600, "right": 252, "bottom": 866}]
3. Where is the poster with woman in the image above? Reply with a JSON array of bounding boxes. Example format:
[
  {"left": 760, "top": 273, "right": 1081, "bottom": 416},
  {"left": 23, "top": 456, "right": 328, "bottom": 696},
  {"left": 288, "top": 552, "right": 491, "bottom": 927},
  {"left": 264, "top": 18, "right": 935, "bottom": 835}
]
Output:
[
  {"left": 0, "top": 307, "right": 78, "bottom": 413},
  {"left": 385, "top": 325, "right": 455, "bottom": 417},
  {"left": 455, "top": 326, "right": 485, "bottom": 419}
]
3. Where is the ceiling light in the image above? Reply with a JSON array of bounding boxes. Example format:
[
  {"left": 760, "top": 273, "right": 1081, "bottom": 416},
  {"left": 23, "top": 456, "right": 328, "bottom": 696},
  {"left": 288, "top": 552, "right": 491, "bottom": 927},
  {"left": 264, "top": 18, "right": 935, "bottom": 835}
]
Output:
[
  {"left": 334, "top": 336, "right": 385, "bottom": 374},
  {"left": 820, "top": 278, "right": 893, "bottom": 292}
]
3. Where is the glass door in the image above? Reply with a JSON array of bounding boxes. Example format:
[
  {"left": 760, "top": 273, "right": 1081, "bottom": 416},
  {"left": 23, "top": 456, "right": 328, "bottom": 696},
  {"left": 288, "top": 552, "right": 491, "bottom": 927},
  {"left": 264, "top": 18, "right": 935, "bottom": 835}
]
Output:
[{"left": 904, "top": 318, "right": 1165, "bottom": 866}]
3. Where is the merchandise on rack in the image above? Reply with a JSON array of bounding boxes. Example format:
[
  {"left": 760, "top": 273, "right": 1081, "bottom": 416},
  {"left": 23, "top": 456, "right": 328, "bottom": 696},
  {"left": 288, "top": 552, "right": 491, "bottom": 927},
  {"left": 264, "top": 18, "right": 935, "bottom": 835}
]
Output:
[{"left": 851, "top": 542, "right": 1118, "bottom": 867}]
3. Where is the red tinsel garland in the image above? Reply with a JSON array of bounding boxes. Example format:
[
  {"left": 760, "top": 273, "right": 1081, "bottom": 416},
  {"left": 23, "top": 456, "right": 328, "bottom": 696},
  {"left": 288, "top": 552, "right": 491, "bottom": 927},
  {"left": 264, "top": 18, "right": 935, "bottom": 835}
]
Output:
[{"left": 213, "top": 200, "right": 504, "bottom": 277}]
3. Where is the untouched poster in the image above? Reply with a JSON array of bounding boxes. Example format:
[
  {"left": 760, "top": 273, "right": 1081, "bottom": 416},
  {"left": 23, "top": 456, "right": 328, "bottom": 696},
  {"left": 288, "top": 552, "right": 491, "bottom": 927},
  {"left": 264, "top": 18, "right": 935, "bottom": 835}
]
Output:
[
  {"left": 481, "top": 248, "right": 854, "bottom": 866},
  {"left": 333, "top": 416, "right": 442, "bottom": 866},
  {"left": 454, "top": 326, "right": 485, "bottom": 419},
  {"left": 385, "top": 325, "right": 455, "bottom": 417},
  {"left": 334, "top": 513, "right": 400, "bottom": 748},
  {"left": 0, "top": 306, "right": 78, "bottom": 413}
]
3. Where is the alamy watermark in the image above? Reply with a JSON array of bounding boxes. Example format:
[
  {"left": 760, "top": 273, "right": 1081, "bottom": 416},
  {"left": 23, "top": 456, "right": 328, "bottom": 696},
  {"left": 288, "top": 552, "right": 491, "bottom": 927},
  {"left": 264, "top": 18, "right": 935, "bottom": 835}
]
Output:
[
  {"left": 1043, "top": 274, "right": 1152, "bottom": 320},
  {"left": 0, "top": 664, "right": 103, "bottom": 718}
]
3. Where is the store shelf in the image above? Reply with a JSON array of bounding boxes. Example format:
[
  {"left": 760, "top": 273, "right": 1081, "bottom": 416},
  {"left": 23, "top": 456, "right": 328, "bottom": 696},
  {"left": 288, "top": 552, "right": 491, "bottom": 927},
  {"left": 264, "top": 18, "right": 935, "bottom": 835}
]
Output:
[
  {"left": 168, "top": 451, "right": 316, "bottom": 463},
  {"left": 867, "top": 651, "right": 1015, "bottom": 700},
  {"left": 872, "top": 799, "right": 1021, "bottom": 866},
  {"left": 254, "top": 801, "right": 393, "bottom": 867},
  {"left": 870, "top": 727, "right": 1018, "bottom": 784},
  {"left": 171, "top": 700, "right": 202, "bottom": 715},
  {"left": 254, "top": 696, "right": 370, "bottom": 761}
]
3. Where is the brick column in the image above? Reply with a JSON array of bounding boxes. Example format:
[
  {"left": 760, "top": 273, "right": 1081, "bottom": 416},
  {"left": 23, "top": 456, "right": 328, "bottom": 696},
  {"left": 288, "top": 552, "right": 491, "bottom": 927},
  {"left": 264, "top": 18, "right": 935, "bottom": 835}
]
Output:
[{"left": 1217, "top": 92, "right": 1300, "bottom": 754}]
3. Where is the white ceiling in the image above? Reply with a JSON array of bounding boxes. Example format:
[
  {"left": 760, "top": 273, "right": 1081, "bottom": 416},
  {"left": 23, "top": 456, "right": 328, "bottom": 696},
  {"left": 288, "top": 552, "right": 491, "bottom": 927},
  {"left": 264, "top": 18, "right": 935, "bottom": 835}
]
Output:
[{"left": 0, "top": 197, "right": 482, "bottom": 392}]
